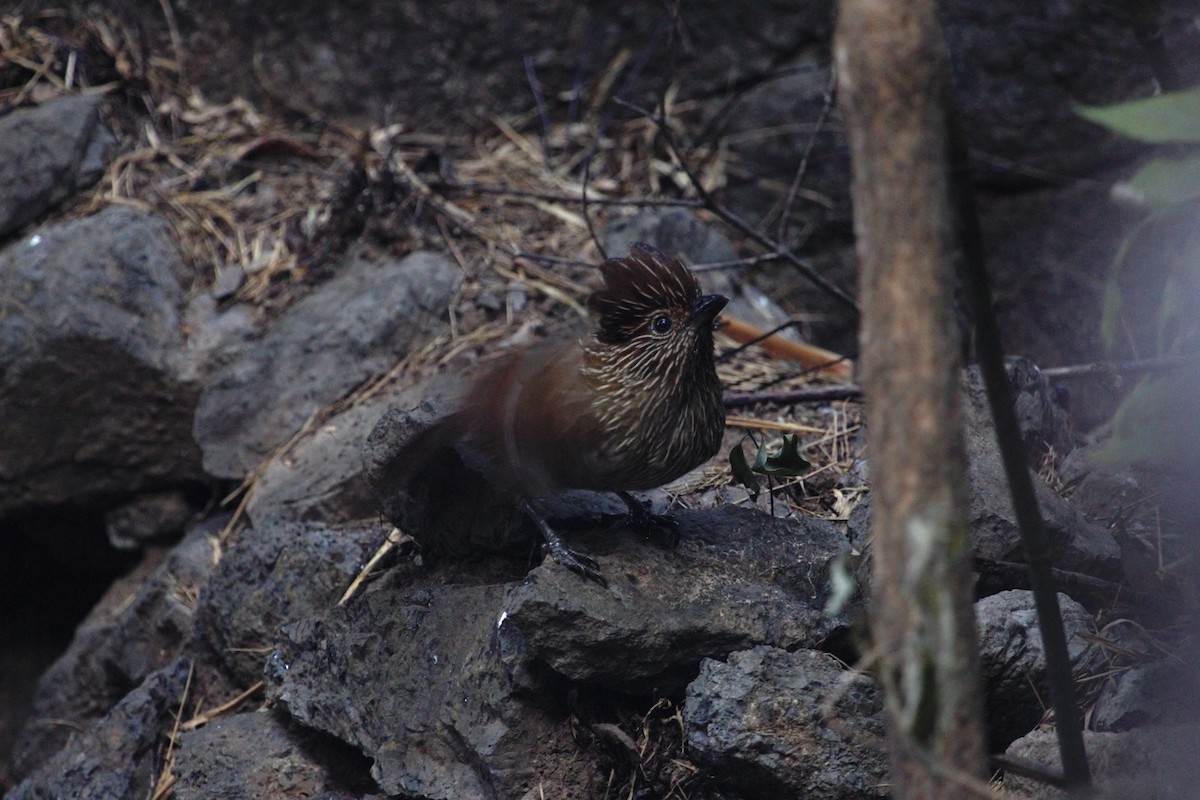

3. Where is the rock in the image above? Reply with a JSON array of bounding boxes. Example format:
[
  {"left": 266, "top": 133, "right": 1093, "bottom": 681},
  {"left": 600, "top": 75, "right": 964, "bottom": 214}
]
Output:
[
  {"left": 967, "top": 358, "right": 1075, "bottom": 459},
  {"left": 193, "top": 248, "right": 461, "bottom": 479},
  {"left": 0, "top": 94, "right": 116, "bottom": 237},
  {"left": 503, "top": 505, "right": 851, "bottom": 689},
  {"left": 266, "top": 582, "right": 598, "bottom": 800},
  {"left": 7, "top": 659, "right": 191, "bottom": 800},
  {"left": 602, "top": 209, "right": 811, "bottom": 344},
  {"left": 684, "top": 646, "right": 888, "bottom": 800},
  {"left": 245, "top": 392, "right": 396, "bottom": 528},
  {"left": 962, "top": 365, "right": 1121, "bottom": 580},
  {"left": 0, "top": 206, "right": 203, "bottom": 515},
  {"left": 1092, "top": 656, "right": 1200, "bottom": 733},
  {"left": 718, "top": 60, "right": 853, "bottom": 230},
  {"left": 105, "top": 490, "right": 196, "bottom": 550},
  {"left": 941, "top": 2, "right": 1151, "bottom": 186},
  {"left": 603, "top": 208, "right": 739, "bottom": 267},
  {"left": 1003, "top": 725, "right": 1200, "bottom": 799},
  {"left": 9, "top": 521, "right": 218, "bottom": 779},
  {"left": 173, "top": 710, "right": 376, "bottom": 799},
  {"left": 197, "top": 518, "right": 383, "bottom": 687},
  {"left": 975, "top": 589, "right": 1096, "bottom": 749},
  {"left": 1058, "top": 446, "right": 1143, "bottom": 524}
]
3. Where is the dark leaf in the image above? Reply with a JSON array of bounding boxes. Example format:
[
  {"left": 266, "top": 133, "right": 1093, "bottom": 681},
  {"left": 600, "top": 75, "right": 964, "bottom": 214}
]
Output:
[{"left": 729, "top": 442, "right": 761, "bottom": 500}]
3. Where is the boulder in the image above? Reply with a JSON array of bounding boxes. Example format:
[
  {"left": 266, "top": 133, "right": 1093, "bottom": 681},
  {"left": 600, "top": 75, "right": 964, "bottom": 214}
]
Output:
[
  {"left": 684, "top": 646, "right": 888, "bottom": 800},
  {"left": 0, "top": 206, "right": 203, "bottom": 515},
  {"left": 193, "top": 248, "right": 461, "bottom": 478}
]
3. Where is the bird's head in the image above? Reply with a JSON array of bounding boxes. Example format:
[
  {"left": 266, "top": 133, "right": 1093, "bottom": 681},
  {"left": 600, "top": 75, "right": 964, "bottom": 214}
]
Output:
[{"left": 587, "top": 243, "right": 727, "bottom": 380}]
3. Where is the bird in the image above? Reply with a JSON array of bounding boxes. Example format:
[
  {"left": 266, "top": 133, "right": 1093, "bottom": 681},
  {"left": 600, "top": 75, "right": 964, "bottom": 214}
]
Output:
[{"left": 392, "top": 243, "right": 728, "bottom": 585}]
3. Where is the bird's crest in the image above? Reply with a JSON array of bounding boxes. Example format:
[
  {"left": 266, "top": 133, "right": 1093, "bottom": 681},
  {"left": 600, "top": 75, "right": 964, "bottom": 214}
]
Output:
[{"left": 588, "top": 243, "right": 701, "bottom": 344}]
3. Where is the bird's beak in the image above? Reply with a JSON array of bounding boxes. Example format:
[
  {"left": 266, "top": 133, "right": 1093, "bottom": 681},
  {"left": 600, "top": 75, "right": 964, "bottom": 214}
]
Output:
[{"left": 691, "top": 294, "right": 728, "bottom": 328}]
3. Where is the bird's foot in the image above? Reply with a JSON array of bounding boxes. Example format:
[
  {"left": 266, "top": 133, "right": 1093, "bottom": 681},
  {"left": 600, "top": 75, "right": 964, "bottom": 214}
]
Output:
[
  {"left": 518, "top": 498, "right": 608, "bottom": 587},
  {"left": 541, "top": 531, "right": 608, "bottom": 587},
  {"left": 618, "top": 491, "right": 680, "bottom": 549}
]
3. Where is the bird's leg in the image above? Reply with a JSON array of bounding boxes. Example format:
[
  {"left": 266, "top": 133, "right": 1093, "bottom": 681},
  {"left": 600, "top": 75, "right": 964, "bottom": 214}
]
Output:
[
  {"left": 516, "top": 497, "right": 608, "bottom": 587},
  {"left": 617, "top": 490, "right": 680, "bottom": 548}
]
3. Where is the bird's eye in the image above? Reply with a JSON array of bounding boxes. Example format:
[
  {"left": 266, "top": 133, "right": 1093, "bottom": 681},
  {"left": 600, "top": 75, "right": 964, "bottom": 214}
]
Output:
[{"left": 651, "top": 314, "right": 672, "bottom": 334}]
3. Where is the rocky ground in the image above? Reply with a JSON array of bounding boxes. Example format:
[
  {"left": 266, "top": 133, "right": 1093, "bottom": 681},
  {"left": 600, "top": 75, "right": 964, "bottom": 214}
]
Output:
[{"left": 2, "top": 2, "right": 1199, "bottom": 799}]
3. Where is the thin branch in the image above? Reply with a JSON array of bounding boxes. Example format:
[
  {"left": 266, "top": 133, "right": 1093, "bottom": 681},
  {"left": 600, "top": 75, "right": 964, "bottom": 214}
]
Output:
[
  {"left": 776, "top": 68, "right": 837, "bottom": 245},
  {"left": 990, "top": 753, "right": 1068, "bottom": 790},
  {"left": 724, "top": 384, "right": 862, "bottom": 409},
  {"left": 1040, "top": 353, "right": 1200, "bottom": 381},
  {"left": 974, "top": 557, "right": 1166, "bottom": 611},
  {"left": 582, "top": 155, "right": 607, "bottom": 260},
  {"left": 523, "top": 55, "right": 552, "bottom": 166},
  {"left": 948, "top": 103, "right": 1093, "bottom": 790},
  {"left": 434, "top": 180, "right": 705, "bottom": 208},
  {"left": 690, "top": 252, "right": 784, "bottom": 272},
  {"left": 614, "top": 97, "right": 860, "bottom": 316}
]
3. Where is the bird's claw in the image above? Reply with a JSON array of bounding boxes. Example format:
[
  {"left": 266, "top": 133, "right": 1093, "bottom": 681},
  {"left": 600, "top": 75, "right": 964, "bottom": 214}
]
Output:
[
  {"left": 542, "top": 535, "right": 608, "bottom": 587},
  {"left": 517, "top": 497, "right": 609, "bottom": 587}
]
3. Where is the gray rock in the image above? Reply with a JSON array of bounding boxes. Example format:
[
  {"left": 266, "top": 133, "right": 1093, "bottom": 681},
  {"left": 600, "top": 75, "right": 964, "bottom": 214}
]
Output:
[
  {"left": 0, "top": 94, "right": 116, "bottom": 237},
  {"left": 603, "top": 208, "right": 739, "bottom": 268},
  {"left": 266, "top": 582, "right": 596, "bottom": 800},
  {"left": 9, "top": 522, "right": 217, "bottom": 779},
  {"left": 967, "top": 358, "right": 1075, "bottom": 459},
  {"left": 602, "top": 208, "right": 807, "bottom": 343},
  {"left": 173, "top": 710, "right": 375, "bottom": 799},
  {"left": 1003, "top": 725, "right": 1200, "bottom": 799},
  {"left": 941, "top": 2, "right": 1151, "bottom": 186},
  {"left": 7, "top": 659, "right": 191, "bottom": 800},
  {"left": 0, "top": 206, "right": 203, "bottom": 515},
  {"left": 193, "top": 248, "right": 461, "bottom": 478},
  {"left": 503, "top": 505, "right": 851, "bottom": 689},
  {"left": 105, "top": 490, "right": 195, "bottom": 550},
  {"left": 975, "top": 589, "right": 1095, "bottom": 749},
  {"left": 962, "top": 367, "right": 1121, "bottom": 580},
  {"left": 718, "top": 60, "right": 853, "bottom": 229},
  {"left": 245, "top": 391, "right": 396, "bottom": 528},
  {"left": 196, "top": 518, "right": 384, "bottom": 686},
  {"left": 684, "top": 646, "right": 888, "bottom": 800},
  {"left": 1092, "top": 657, "right": 1200, "bottom": 733}
]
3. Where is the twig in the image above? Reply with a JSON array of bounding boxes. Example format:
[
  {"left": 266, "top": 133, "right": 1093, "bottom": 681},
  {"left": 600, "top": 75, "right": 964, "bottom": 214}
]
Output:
[
  {"left": 157, "top": 0, "right": 188, "bottom": 86},
  {"left": 1040, "top": 354, "right": 1199, "bottom": 381},
  {"left": 690, "top": 252, "right": 784, "bottom": 272},
  {"left": 179, "top": 681, "right": 264, "bottom": 732},
  {"left": 724, "top": 385, "right": 862, "bottom": 409},
  {"left": 776, "top": 68, "right": 837, "bottom": 245},
  {"left": 614, "top": 97, "right": 860, "bottom": 316},
  {"left": 523, "top": 55, "right": 552, "bottom": 165},
  {"left": 949, "top": 100, "right": 1093, "bottom": 790},
  {"left": 434, "top": 181, "right": 705, "bottom": 208},
  {"left": 582, "top": 155, "right": 607, "bottom": 259},
  {"left": 974, "top": 557, "right": 1166, "bottom": 610},
  {"left": 990, "top": 753, "right": 1068, "bottom": 789},
  {"left": 718, "top": 316, "right": 855, "bottom": 379},
  {"left": 340, "top": 527, "right": 412, "bottom": 605}
]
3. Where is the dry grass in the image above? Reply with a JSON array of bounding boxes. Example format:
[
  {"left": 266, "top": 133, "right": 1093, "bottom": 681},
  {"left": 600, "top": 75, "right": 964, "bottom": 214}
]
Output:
[{"left": 3, "top": 8, "right": 866, "bottom": 797}]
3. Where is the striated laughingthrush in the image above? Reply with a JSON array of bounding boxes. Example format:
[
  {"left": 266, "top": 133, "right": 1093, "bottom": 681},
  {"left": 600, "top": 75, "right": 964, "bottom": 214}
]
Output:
[{"left": 398, "top": 243, "right": 727, "bottom": 584}]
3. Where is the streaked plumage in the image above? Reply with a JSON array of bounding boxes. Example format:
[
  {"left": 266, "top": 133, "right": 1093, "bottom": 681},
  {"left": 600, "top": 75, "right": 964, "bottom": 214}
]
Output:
[{"left": 401, "top": 242, "right": 727, "bottom": 583}]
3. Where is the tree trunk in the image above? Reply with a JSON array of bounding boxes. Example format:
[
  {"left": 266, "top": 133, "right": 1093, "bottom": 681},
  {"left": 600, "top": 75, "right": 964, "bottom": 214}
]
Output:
[{"left": 834, "top": 0, "right": 989, "bottom": 795}]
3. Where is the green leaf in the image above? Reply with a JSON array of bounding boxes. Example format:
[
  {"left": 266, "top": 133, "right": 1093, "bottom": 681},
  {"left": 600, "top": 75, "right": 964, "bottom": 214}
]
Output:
[
  {"left": 1099, "top": 215, "right": 1153, "bottom": 352},
  {"left": 1077, "top": 90, "right": 1200, "bottom": 144},
  {"left": 1089, "top": 366, "right": 1200, "bottom": 470},
  {"left": 1126, "top": 155, "right": 1200, "bottom": 208},
  {"left": 754, "top": 433, "right": 811, "bottom": 477},
  {"left": 729, "top": 442, "right": 761, "bottom": 500}
]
